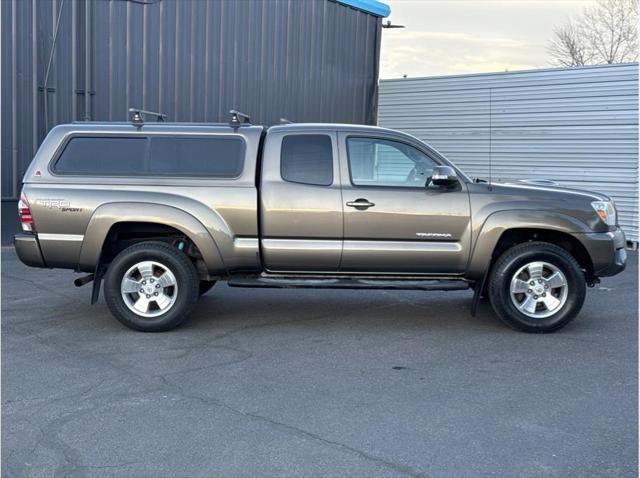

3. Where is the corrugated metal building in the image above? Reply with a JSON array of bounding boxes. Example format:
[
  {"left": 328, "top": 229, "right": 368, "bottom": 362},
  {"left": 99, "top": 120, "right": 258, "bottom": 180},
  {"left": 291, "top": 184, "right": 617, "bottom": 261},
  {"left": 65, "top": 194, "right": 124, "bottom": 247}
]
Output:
[
  {"left": 0, "top": 0, "right": 390, "bottom": 239},
  {"left": 378, "top": 63, "right": 639, "bottom": 243}
]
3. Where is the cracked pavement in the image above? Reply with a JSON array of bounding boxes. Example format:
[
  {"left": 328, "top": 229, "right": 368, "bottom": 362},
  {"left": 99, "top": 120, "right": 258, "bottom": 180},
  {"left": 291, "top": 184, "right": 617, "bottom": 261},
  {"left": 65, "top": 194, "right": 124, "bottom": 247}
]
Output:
[{"left": 2, "top": 247, "right": 637, "bottom": 477}]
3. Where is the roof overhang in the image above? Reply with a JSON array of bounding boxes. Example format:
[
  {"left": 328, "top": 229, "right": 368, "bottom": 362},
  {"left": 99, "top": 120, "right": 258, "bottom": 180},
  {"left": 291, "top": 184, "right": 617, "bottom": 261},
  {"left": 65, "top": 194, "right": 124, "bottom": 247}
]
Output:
[{"left": 335, "top": 0, "right": 391, "bottom": 17}]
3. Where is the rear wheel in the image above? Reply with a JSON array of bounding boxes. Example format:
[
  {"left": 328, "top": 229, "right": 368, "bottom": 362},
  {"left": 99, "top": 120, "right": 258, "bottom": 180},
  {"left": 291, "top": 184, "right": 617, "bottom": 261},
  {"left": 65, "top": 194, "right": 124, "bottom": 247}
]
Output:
[
  {"left": 104, "top": 241, "right": 199, "bottom": 332},
  {"left": 488, "top": 241, "right": 586, "bottom": 333}
]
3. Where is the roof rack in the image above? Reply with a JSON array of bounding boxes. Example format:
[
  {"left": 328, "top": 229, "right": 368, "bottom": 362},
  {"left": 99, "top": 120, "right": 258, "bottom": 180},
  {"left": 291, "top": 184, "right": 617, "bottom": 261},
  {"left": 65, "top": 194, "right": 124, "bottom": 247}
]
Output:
[
  {"left": 229, "top": 109, "right": 251, "bottom": 128},
  {"left": 129, "top": 108, "right": 167, "bottom": 125}
]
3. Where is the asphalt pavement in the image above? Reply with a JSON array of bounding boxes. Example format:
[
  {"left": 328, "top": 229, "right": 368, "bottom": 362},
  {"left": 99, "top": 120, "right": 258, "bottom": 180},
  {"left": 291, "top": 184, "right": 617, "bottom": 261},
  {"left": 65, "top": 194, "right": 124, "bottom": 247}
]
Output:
[{"left": 2, "top": 247, "right": 637, "bottom": 477}]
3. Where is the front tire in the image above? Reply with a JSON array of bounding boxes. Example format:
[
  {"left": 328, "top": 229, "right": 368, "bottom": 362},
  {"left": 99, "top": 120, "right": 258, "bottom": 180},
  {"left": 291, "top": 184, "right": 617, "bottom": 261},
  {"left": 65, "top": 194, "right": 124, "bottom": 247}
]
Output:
[
  {"left": 488, "top": 241, "right": 586, "bottom": 333},
  {"left": 104, "top": 241, "right": 199, "bottom": 332}
]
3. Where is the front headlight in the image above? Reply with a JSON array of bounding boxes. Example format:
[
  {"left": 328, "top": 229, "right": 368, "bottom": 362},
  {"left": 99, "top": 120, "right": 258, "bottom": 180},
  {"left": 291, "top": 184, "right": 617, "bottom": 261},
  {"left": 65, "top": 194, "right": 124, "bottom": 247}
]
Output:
[{"left": 591, "top": 200, "right": 617, "bottom": 226}]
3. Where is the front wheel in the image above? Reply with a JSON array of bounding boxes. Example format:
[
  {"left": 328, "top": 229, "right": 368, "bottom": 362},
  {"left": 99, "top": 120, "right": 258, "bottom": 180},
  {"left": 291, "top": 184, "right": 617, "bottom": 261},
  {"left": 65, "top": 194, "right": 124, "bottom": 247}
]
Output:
[
  {"left": 104, "top": 241, "right": 200, "bottom": 332},
  {"left": 488, "top": 242, "right": 586, "bottom": 333}
]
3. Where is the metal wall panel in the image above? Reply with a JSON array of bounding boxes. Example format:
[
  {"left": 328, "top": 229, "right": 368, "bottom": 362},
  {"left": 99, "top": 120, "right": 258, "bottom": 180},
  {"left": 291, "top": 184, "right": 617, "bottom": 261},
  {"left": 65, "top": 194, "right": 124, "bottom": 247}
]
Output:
[
  {"left": 1, "top": 0, "right": 382, "bottom": 208},
  {"left": 378, "top": 63, "right": 639, "bottom": 242}
]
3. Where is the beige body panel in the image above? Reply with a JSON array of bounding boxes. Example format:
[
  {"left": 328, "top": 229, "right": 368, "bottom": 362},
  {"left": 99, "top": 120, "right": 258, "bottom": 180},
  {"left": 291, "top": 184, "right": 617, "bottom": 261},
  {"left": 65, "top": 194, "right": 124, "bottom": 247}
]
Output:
[
  {"left": 259, "top": 130, "right": 343, "bottom": 271},
  {"left": 79, "top": 202, "right": 226, "bottom": 273},
  {"left": 336, "top": 131, "right": 472, "bottom": 274}
]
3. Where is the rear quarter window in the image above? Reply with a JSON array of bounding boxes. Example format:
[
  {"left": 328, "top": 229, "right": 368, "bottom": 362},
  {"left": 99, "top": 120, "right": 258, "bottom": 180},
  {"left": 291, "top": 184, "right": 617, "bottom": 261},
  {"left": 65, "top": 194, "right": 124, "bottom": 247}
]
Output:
[
  {"left": 280, "top": 134, "right": 333, "bottom": 186},
  {"left": 53, "top": 135, "right": 245, "bottom": 178}
]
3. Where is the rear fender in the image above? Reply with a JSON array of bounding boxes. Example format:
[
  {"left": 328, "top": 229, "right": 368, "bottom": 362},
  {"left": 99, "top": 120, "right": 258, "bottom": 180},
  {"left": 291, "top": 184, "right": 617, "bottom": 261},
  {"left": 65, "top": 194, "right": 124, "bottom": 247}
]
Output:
[{"left": 79, "top": 202, "right": 226, "bottom": 275}]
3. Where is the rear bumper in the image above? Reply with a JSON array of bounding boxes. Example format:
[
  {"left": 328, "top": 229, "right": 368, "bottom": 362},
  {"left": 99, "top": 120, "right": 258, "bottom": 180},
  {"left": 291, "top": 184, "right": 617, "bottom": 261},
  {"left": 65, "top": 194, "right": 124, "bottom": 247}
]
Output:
[
  {"left": 573, "top": 228, "right": 626, "bottom": 278},
  {"left": 14, "top": 233, "right": 47, "bottom": 268}
]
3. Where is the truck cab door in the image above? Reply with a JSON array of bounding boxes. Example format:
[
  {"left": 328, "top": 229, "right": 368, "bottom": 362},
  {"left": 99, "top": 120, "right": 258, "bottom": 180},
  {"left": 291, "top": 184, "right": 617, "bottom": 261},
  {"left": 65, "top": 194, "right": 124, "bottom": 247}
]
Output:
[
  {"left": 259, "top": 130, "right": 343, "bottom": 272},
  {"left": 338, "top": 132, "right": 472, "bottom": 274}
]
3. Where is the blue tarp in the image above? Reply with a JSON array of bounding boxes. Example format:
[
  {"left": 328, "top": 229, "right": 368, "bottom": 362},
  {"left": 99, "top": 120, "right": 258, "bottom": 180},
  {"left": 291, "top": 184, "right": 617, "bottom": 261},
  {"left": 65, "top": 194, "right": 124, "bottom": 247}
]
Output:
[{"left": 336, "top": 0, "right": 391, "bottom": 17}]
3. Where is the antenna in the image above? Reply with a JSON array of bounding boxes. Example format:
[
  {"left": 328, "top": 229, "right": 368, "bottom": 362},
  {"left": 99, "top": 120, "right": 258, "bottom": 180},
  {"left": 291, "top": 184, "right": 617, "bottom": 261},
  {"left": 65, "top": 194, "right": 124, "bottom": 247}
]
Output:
[
  {"left": 128, "top": 108, "right": 167, "bottom": 126},
  {"left": 279, "top": 118, "right": 292, "bottom": 125},
  {"left": 488, "top": 88, "right": 493, "bottom": 190}
]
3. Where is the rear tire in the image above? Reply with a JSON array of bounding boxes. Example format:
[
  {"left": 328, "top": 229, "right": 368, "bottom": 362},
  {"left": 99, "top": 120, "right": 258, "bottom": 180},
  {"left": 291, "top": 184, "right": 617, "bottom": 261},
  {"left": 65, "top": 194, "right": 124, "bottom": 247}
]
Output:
[
  {"left": 488, "top": 241, "right": 586, "bottom": 333},
  {"left": 104, "top": 241, "right": 199, "bottom": 332}
]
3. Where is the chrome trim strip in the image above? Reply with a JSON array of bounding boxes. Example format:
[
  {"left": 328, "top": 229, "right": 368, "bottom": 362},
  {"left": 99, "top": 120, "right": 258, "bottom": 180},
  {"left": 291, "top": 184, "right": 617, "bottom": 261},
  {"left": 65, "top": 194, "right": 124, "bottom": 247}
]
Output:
[
  {"left": 343, "top": 240, "right": 461, "bottom": 252},
  {"left": 261, "top": 239, "right": 342, "bottom": 251},
  {"left": 262, "top": 239, "right": 460, "bottom": 252},
  {"left": 37, "top": 233, "right": 84, "bottom": 242},
  {"left": 233, "top": 237, "right": 259, "bottom": 249}
]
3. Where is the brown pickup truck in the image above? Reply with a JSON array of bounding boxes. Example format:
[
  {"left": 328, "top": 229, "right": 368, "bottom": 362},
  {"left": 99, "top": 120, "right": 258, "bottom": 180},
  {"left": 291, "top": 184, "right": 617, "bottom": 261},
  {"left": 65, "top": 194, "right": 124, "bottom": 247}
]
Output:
[{"left": 15, "top": 113, "right": 626, "bottom": 332}]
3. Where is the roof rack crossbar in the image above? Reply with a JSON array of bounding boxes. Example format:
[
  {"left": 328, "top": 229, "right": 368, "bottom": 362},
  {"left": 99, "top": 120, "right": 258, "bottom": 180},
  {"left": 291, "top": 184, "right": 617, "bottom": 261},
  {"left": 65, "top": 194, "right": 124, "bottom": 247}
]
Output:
[
  {"left": 128, "top": 107, "right": 167, "bottom": 125},
  {"left": 229, "top": 109, "right": 251, "bottom": 128}
]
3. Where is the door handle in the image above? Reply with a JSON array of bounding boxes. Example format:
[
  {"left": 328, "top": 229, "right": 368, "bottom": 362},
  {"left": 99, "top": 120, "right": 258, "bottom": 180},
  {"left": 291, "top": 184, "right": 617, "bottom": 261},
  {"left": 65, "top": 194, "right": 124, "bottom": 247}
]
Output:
[{"left": 346, "top": 199, "right": 375, "bottom": 210}]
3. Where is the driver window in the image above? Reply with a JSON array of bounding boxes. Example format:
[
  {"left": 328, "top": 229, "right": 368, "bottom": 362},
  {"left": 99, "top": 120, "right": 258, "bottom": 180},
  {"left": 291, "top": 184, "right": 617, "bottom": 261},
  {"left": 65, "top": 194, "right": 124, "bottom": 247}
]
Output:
[{"left": 347, "top": 137, "right": 437, "bottom": 187}]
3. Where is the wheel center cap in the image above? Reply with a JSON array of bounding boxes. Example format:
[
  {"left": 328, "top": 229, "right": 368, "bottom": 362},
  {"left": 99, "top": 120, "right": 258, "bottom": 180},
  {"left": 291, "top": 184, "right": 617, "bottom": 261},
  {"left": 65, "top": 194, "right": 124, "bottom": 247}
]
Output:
[
  {"left": 534, "top": 284, "right": 545, "bottom": 295},
  {"left": 144, "top": 285, "right": 155, "bottom": 294}
]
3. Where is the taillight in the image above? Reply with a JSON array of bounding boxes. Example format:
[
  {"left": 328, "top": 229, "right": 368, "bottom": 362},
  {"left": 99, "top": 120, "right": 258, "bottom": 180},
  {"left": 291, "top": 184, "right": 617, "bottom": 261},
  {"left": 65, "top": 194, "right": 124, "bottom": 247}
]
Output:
[{"left": 18, "top": 193, "right": 35, "bottom": 232}]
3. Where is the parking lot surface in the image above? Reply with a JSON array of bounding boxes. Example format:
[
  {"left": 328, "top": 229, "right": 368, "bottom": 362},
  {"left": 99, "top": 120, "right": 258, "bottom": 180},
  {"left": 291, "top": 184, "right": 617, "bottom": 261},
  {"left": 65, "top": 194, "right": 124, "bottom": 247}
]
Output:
[{"left": 2, "top": 247, "right": 637, "bottom": 477}]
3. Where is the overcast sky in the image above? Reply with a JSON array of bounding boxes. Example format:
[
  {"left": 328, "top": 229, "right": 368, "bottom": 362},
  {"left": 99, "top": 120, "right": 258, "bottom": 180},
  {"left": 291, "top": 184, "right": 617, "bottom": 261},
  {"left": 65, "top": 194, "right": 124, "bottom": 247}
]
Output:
[{"left": 379, "top": 0, "right": 597, "bottom": 79}]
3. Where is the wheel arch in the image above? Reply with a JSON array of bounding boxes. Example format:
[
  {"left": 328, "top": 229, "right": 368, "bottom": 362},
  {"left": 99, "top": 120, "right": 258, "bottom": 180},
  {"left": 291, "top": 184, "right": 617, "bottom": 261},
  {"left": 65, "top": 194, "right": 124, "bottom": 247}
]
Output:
[
  {"left": 491, "top": 228, "right": 593, "bottom": 277},
  {"left": 468, "top": 210, "right": 595, "bottom": 281},
  {"left": 79, "top": 202, "right": 226, "bottom": 277}
]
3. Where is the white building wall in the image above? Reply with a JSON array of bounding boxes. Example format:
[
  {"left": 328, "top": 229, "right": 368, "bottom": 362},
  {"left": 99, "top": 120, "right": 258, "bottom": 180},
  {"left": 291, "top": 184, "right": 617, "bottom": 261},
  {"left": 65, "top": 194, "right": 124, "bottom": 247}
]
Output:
[{"left": 378, "top": 63, "right": 639, "bottom": 243}]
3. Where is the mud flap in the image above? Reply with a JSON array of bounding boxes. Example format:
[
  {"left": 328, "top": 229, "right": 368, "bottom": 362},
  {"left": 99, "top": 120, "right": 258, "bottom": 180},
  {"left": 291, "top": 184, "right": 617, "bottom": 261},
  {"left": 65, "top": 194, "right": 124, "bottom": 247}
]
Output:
[
  {"left": 90, "top": 258, "right": 105, "bottom": 305},
  {"left": 470, "top": 266, "right": 490, "bottom": 317}
]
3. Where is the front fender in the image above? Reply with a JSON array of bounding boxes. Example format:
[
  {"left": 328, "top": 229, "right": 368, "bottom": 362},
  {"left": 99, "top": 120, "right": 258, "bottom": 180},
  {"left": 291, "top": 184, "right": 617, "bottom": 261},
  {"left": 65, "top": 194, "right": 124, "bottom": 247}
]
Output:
[
  {"left": 466, "top": 209, "right": 593, "bottom": 279},
  {"left": 79, "top": 202, "right": 226, "bottom": 274}
]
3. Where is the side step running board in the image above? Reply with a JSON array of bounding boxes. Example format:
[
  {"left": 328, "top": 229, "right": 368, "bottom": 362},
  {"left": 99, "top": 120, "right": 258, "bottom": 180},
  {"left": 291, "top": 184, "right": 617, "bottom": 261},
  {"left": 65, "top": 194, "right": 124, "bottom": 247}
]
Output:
[{"left": 227, "top": 275, "right": 470, "bottom": 291}]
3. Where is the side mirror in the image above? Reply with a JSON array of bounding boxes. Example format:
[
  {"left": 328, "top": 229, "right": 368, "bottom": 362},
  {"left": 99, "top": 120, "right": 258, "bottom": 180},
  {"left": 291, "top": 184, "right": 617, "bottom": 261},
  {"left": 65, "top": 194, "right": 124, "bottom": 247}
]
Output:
[{"left": 430, "top": 165, "right": 458, "bottom": 187}]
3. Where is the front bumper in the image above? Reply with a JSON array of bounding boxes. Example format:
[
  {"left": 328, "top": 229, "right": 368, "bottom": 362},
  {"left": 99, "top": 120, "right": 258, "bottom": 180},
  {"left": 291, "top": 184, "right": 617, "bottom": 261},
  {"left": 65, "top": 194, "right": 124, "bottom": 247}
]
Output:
[
  {"left": 574, "top": 228, "right": 626, "bottom": 278},
  {"left": 14, "top": 233, "right": 47, "bottom": 268}
]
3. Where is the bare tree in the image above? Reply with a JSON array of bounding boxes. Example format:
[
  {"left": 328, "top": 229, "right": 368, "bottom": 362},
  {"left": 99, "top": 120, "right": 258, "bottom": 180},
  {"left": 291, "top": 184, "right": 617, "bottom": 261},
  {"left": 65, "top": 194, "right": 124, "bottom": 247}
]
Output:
[
  {"left": 548, "top": 21, "right": 594, "bottom": 66},
  {"left": 548, "top": 0, "right": 639, "bottom": 66},
  {"left": 583, "top": 0, "right": 639, "bottom": 63}
]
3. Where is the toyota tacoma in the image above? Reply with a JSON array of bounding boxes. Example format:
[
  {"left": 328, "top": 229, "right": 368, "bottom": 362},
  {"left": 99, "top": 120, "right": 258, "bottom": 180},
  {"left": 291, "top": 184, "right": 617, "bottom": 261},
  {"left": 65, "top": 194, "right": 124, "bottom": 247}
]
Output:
[{"left": 14, "top": 111, "right": 627, "bottom": 332}]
